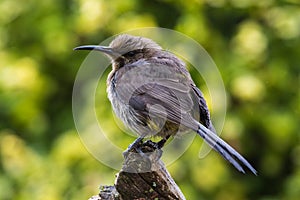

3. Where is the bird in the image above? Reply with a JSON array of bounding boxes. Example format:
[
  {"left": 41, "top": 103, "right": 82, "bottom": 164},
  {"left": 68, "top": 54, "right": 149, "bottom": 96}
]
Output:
[{"left": 74, "top": 34, "right": 257, "bottom": 175}]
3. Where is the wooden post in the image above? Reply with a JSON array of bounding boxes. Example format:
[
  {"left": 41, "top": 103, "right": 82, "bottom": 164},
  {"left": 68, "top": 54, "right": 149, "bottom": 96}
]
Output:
[{"left": 89, "top": 140, "right": 186, "bottom": 200}]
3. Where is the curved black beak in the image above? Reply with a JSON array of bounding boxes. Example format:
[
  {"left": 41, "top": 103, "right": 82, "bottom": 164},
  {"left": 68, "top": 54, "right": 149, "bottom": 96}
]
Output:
[{"left": 74, "top": 45, "right": 120, "bottom": 59}]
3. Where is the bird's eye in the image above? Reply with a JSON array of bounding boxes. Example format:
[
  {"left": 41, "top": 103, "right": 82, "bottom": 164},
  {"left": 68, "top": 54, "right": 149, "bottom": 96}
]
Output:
[{"left": 127, "top": 51, "right": 136, "bottom": 57}]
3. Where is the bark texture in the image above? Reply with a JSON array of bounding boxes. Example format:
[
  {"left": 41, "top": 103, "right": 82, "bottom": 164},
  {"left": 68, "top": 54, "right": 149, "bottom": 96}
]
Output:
[{"left": 89, "top": 140, "right": 185, "bottom": 200}]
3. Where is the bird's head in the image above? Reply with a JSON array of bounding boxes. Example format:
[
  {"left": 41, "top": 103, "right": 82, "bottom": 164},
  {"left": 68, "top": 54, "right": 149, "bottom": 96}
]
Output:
[{"left": 74, "top": 34, "right": 162, "bottom": 69}]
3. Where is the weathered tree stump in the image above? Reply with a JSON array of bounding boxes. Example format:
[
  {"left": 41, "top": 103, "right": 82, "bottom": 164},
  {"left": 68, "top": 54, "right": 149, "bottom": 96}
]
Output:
[{"left": 89, "top": 140, "right": 186, "bottom": 200}]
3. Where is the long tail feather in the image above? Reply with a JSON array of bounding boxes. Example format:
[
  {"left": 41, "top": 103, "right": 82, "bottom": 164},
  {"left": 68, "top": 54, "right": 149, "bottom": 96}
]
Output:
[{"left": 197, "top": 123, "right": 257, "bottom": 175}]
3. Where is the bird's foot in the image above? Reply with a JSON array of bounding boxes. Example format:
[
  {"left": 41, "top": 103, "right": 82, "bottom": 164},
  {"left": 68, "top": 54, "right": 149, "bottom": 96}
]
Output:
[
  {"left": 123, "top": 136, "right": 144, "bottom": 158},
  {"left": 122, "top": 138, "right": 163, "bottom": 172}
]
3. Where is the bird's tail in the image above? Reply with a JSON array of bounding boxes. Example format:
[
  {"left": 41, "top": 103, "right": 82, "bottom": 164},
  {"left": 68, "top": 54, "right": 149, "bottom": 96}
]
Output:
[{"left": 196, "top": 123, "right": 257, "bottom": 175}]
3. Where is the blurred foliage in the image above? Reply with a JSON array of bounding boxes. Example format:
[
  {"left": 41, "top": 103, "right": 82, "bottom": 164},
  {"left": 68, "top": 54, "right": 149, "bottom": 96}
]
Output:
[{"left": 0, "top": 0, "right": 299, "bottom": 199}]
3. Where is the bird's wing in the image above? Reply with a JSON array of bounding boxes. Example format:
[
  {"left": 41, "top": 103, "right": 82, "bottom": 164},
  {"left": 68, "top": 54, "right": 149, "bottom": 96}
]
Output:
[
  {"left": 128, "top": 82, "right": 199, "bottom": 131},
  {"left": 191, "top": 84, "right": 216, "bottom": 133},
  {"left": 113, "top": 62, "right": 202, "bottom": 130}
]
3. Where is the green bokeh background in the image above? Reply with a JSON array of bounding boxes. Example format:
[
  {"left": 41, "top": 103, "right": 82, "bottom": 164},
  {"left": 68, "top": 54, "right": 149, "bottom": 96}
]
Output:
[{"left": 1, "top": 0, "right": 299, "bottom": 199}]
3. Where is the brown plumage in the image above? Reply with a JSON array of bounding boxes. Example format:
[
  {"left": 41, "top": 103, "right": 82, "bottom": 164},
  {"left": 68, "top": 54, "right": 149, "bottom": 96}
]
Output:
[{"left": 74, "top": 34, "right": 257, "bottom": 175}]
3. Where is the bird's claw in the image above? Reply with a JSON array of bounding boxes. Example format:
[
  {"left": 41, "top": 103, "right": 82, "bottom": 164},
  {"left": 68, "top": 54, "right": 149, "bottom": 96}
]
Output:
[{"left": 122, "top": 139, "right": 163, "bottom": 172}]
